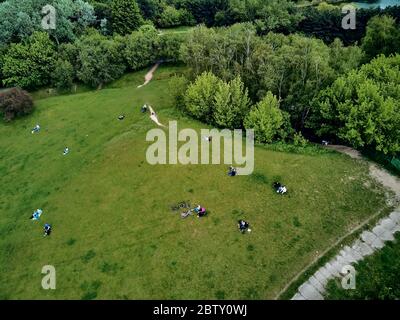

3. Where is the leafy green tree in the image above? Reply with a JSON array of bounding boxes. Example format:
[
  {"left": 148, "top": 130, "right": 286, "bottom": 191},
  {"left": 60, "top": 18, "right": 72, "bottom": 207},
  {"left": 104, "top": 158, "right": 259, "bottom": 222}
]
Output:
[
  {"left": 213, "top": 76, "right": 250, "bottom": 129},
  {"left": 76, "top": 32, "right": 126, "bottom": 89},
  {"left": 2, "top": 32, "right": 56, "bottom": 88},
  {"left": 309, "top": 54, "right": 400, "bottom": 155},
  {"left": 0, "top": 0, "right": 96, "bottom": 45},
  {"left": 124, "top": 25, "right": 158, "bottom": 70},
  {"left": 184, "top": 72, "right": 223, "bottom": 123},
  {"left": 362, "top": 15, "right": 400, "bottom": 61},
  {"left": 244, "top": 92, "right": 289, "bottom": 144},
  {"left": 52, "top": 59, "right": 75, "bottom": 90},
  {"left": 111, "top": 0, "right": 144, "bottom": 35},
  {"left": 158, "top": 5, "right": 181, "bottom": 28}
]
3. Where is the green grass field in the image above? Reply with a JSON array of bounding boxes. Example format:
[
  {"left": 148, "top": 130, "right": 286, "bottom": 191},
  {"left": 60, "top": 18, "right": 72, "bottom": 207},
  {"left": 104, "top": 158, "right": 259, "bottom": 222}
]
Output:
[{"left": 0, "top": 66, "right": 389, "bottom": 299}]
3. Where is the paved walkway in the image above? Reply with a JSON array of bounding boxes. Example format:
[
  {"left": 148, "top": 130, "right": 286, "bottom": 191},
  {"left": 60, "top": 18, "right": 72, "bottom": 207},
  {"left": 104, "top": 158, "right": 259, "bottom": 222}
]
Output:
[{"left": 291, "top": 145, "right": 400, "bottom": 300}]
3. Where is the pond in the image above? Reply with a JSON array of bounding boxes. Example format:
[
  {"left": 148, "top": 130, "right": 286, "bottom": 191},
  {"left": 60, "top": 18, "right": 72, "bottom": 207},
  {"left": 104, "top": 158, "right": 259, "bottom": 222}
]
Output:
[{"left": 350, "top": 0, "right": 400, "bottom": 9}]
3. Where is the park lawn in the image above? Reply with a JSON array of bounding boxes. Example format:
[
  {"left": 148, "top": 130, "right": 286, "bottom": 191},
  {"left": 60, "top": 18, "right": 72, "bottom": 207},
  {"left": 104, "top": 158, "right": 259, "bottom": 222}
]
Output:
[{"left": 0, "top": 66, "right": 389, "bottom": 299}]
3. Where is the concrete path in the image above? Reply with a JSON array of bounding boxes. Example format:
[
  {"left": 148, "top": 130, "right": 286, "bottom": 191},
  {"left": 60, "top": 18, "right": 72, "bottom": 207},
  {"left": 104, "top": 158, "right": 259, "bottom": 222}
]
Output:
[{"left": 291, "top": 145, "right": 400, "bottom": 300}]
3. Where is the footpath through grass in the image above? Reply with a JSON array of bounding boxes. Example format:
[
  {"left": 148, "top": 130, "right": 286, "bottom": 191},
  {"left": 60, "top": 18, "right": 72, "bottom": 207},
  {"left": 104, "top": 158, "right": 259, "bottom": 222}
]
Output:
[{"left": 0, "top": 66, "right": 389, "bottom": 299}]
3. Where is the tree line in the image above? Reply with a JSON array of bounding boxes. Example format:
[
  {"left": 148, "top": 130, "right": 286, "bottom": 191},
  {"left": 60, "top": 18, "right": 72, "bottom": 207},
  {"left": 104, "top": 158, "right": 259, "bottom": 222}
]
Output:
[{"left": 0, "top": 0, "right": 399, "bottom": 157}]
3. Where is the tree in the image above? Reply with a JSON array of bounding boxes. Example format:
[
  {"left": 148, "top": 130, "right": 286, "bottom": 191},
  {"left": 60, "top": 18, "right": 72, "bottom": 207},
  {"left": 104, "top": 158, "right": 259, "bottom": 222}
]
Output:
[
  {"left": 309, "top": 54, "right": 400, "bottom": 155},
  {"left": 362, "top": 15, "right": 400, "bottom": 61},
  {"left": 213, "top": 76, "right": 250, "bottom": 129},
  {"left": 111, "top": 0, "right": 144, "bottom": 35},
  {"left": 0, "top": 87, "right": 34, "bottom": 122},
  {"left": 0, "top": 0, "right": 96, "bottom": 45},
  {"left": 52, "top": 59, "right": 75, "bottom": 90},
  {"left": 124, "top": 25, "right": 158, "bottom": 71},
  {"left": 2, "top": 32, "right": 56, "bottom": 89},
  {"left": 157, "top": 5, "right": 181, "bottom": 28},
  {"left": 76, "top": 31, "right": 126, "bottom": 89},
  {"left": 244, "top": 92, "right": 288, "bottom": 144},
  {"left": 184, "top": 72, "right": 223, "bottom": 123}
]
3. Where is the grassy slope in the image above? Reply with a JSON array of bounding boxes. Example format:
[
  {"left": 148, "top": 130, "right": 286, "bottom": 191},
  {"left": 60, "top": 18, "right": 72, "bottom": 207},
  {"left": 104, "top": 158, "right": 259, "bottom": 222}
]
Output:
[{"left": 0, "top": 66, "right": 388, "bottom": 299}]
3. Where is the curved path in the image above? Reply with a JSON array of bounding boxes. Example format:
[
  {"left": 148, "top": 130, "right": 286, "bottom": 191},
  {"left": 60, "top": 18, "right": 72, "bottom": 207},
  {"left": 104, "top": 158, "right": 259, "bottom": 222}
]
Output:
[
  {"left": 137, "top": 62, "right": 160, "bottom": 88},
  {"left": 281, "top": 145, "right": 400, "bottom": 300}
]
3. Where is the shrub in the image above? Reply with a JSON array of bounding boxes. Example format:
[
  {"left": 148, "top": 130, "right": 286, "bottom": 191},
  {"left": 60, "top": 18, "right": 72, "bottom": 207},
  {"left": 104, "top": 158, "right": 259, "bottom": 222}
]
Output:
[
  {"left": 0, "top": 87, "right": 34, "bottom": 121},
  {"left": 244, "top": 92, "right": 290, "bottom": 144}
]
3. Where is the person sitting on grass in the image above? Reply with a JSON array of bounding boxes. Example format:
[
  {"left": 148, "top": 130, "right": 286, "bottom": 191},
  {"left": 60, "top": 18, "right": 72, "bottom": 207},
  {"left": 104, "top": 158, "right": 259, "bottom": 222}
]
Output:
[
  {"left": 238, "top": 220, "right": 250, "bottom": 233},
  {"left": 141, "top": 104, "right": 148, "bottom": 113},
  {"left": 228, "top": 166, "right": 237, "bottom": 177},
  {"left": 30, "top": 209, "right": 43, "bottom": 221},
  {"left": 197, "top": 207, "right": 206, "bottom": 218},
  {"left": 194, "top": 205, "right": 207, "bottom": 218},
  {"left": 118, "top": 115, "right": 125, "bottom": 120},
  {"left": 31, "top": 124, "right": 41, "bottom": 134},
  {"left": 63, "top": 147, "right": 69, "bottom": 156},
  {"left": 273, "top": 182, "right": 287, "bottom": 195},
  {"left": 43, "top": 223, "right": 52, "bottom": 237}
]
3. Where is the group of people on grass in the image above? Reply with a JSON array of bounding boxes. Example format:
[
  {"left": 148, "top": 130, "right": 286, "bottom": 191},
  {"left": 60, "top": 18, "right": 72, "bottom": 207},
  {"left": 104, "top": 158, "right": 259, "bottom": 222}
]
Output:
[
  {"left": 183, "top": 165, "right": 288, "bottom": 234},
  {"left": 29, "top": 209, "right": 52, "bottom": 237},
  {"left": 30, "top": 123, "right": 70, "bottom": 237}
]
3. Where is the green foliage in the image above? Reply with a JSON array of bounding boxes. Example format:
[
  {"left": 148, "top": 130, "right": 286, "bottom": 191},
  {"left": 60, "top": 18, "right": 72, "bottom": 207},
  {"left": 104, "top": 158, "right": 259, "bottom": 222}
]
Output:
[
  {"left": 180, "top": 25, "right": 364, "bottom": 128},
  {"left": 184, "top": 71, "right": 223, "bottom": 123},
  {"left": 169, "top": 75, "right": 189, "bottom": 109},
  {"left": 76, "top": 32, "right": 126, "bottom": 89},
  {"left": 1, "top": 32, "right": 56, "bottom": 89},
  {"left": 310, "top": 54, "right": 400, "bottom": 155},
  {"left": 0, "top": 0, "right": 96, "bottom": 45},
  {"left": 244, "top": 92, "right": 289, "bottom": 144},
  {"left": 111, "top": 0, "right": 144, "bottom": 35},
  {"left": 0, "top": 87, "right": 34, "bottom": 121},
  {"left": 124, "top": 25, "right": 158, "bottom": 71},
  {"left": 362, "top": 15, "right": 400, "bottom": 61},
  {"left": 52, "top": 59, "right": 75, "bottom": 90},
  {"left": 293, "top": 132, "right": 308, "bottom": 148},
  {"left": 213, "top": 76, "right": 250, "bottom": 129}
]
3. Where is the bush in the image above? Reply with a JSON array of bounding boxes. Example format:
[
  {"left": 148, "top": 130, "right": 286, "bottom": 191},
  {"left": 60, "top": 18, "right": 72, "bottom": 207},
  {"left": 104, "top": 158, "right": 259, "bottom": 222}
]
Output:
[
  {"left": 244, "top": 92, "right": 290, "bottom": 144},
  {"left": 52, "top": 59, "right": 75, "bottom": 91},
  {"left": 1, "top": 32, "right": 56, "bottom": 89},
  {"left": 0, "top": 87, "right": 34, "bottom": 121}
]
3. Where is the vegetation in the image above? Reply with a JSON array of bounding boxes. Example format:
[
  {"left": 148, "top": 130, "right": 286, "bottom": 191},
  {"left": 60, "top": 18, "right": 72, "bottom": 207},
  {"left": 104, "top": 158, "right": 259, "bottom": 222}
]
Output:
[
  {"left": 0, "top": 87, "right": 34, "bottom": 121},
  {"left": 309, "top": 54, "right": 400, "bottom": 155},
  {"left": 0, "top": 66, "right": 388, "bottom": 299},
  {"left": 0, "top": 0, "right": 399, "bottom": 300}
]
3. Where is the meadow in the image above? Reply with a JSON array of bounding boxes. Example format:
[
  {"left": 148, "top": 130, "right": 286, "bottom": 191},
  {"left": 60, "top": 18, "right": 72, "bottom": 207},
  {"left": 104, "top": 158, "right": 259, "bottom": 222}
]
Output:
[{"left": 0, "top": 66, "right": 389, "bottom": 299}]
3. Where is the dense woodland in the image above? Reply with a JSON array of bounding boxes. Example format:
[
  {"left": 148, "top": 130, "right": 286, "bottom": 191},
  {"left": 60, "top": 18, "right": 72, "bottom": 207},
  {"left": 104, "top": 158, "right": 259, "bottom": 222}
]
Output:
[{"left": 0, "top": 0, "right": 400, "bottom": 160}]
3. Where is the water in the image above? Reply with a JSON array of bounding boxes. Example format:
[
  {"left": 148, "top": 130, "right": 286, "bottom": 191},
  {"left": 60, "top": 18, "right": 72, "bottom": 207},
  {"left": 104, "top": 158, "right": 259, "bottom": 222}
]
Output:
[{"left": 350, "top": 0, "right": 400, "bottom": 9}]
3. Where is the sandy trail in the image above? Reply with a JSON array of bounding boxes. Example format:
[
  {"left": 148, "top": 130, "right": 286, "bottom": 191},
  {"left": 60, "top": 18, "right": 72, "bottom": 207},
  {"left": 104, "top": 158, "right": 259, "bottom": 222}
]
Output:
[
  {"left": 137, "top": 63, "right": 160, "bottom": 88},
  {"left": 148, "top": 105, "right": 166, "bottom": 127},
  {"left": 327, "top": 145, "right": 400, "bottom": 202}
]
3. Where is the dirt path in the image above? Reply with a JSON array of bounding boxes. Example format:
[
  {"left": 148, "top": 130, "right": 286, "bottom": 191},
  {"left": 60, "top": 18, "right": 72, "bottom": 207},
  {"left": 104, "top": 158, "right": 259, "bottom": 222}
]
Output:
[
  {"left": 137, "top": 62, "right": 160, "bottom": 88},
  {"left": 276, "top": 145, "right": 400, "bottom": 300},
  {"left": 327, "top": 145, "right": 400, "bottom": 203}
]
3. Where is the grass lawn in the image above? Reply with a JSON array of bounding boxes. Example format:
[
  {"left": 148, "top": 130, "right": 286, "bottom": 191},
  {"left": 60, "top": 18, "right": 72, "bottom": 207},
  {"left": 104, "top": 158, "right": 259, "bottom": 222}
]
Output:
[{"left": 0, "top": 66, "right": 389, "bottom": 299}]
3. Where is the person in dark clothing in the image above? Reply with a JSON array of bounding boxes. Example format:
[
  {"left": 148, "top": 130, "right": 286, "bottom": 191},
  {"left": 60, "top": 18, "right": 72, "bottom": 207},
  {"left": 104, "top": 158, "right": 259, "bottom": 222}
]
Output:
[
  {"left": 238, "top": 220, "right": 250, "bottom": 233},
  {"left": 228, "top": 166, "right": 237, "bottom": 177},
  {"left": 44, "top": 223, "right": 52, "bottom": 237}
]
